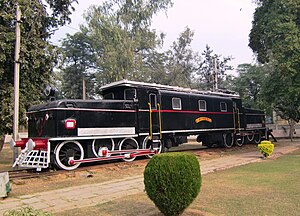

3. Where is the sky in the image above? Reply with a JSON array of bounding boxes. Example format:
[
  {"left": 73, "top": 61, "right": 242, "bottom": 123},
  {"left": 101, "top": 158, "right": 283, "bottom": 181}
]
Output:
[{"left": 51, "top": 0, "right": 257, "bottom": 73}]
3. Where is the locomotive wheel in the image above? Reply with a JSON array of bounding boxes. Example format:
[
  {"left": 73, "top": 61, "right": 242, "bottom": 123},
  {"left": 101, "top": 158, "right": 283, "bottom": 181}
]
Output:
[
  {"left": 254, "top": 133, "right": 261, "bottom": 144},
  {"left": 223, "top": 133, "right": 234, "bottom": 148},
  {"left": 92, "top": 138, "right": 114, "bottom": 157},
  {"left": 54, "top": 141, "right": 84, "bottom": 170},
  {"left": 246, "top": 134, "right": 254, "bottom": 143},
  {"left": 119, "top": 137, "right": 139, "bottom": 162},
  {"left": 142, "top": 136, "right": 163, "bottom": 159},
  {"left": 236, "top": 135, "right": 245, "bottom": 147}
]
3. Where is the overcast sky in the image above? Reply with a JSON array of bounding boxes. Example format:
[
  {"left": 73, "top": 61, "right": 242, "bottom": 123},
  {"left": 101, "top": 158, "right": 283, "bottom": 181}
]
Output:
[{"left": 51, "top": 0, "right": 257, "bottom": 73}]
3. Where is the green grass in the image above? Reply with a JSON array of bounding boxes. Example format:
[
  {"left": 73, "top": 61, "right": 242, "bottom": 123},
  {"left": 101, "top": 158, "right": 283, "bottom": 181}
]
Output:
[
  {"left": 0, "top": 144, "right": 13, "bottom": 171},
  {"left": 58, "top": 149, "right": 300, "bottom": 216},
  {"left": 195, "top": 149, "right": 300, "bottom": 215}
]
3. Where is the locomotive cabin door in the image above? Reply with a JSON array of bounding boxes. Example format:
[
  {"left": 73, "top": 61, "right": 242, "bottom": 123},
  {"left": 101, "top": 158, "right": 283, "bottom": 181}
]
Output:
[{"left": 148, "top": 92, "right": 161, "bottom": 141}]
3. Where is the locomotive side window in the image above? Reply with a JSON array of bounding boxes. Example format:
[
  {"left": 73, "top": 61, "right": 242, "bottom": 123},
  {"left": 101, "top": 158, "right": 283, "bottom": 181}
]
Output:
[
  {"left": 149, "top": 94, "right": 157, "bottom": 110},
  {"left": 104, "top": 92, "right": 114, "bottom": 99},
  {"left": 220, "top": 102, "right": 227, "bottom": 112},
  {"left": 172, "top": 98, "right": 182, "bottom": 110},
  {"left": 124, "top": 89, "right": 136, "bottom": 100},
  {"left": 198, "top": 100, "right": 207, "bottom": 111}
]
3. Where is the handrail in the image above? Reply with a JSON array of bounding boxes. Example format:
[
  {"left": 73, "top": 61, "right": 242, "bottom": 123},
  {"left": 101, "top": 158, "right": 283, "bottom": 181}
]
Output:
[
  {"left": 158, "top": 103, "right": 162, "bottom": 139},
  {"left": 237, "top": 108, "right": 241, "bottom": 131},
  {"left": 233, "top": 108, "right": 236, "bottom": 134},
  {"left": 148, "top": 102, "right": 152, "bottom": 140}
]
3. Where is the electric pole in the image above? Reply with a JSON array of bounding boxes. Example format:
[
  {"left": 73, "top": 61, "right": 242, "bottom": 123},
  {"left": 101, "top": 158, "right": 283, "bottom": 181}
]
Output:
[
  {"left": 13, "top": 2, "right": 21, "bottom": 163},
  {"left": 82, "top": 78, "right": 86, "bottom": 100},
  {"left": 212, "top": 57, "right": 218, "bottom": 92}
]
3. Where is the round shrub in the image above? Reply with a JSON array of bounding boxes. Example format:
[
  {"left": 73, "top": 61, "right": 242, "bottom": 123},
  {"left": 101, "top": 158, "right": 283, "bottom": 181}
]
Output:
[
  {"left": 258, "top": 140, "right": 274, "bottom": 158},
  {"left": 144, "top": 152, "right": 201, "bottom": 216}
]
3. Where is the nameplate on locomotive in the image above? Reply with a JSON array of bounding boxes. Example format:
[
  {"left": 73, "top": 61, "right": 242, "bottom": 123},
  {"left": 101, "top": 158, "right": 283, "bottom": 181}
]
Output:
[{"left": 195, "top": 117, "right": 212, "bottom": 123}]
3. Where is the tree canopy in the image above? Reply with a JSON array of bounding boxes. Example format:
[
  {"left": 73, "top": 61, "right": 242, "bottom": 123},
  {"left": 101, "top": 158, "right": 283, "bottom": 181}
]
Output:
[
  {"left": 249, "top": 0, "right": 300, "bottom": 139},
  {"left": 0, "top": 0, "right": 77, "bottom": 135}
]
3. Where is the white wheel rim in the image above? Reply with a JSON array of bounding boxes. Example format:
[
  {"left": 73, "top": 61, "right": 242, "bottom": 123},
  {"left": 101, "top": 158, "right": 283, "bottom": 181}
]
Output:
[
  {"left": 92, "top": 138, "right": 114, "bottom": 157},
  {"left": 143, "top": 136, "right": 162, "bottom": 158},
  {"left": 247, "top": 134, "right": 254, "bottom": 142},
  {"left": 119, "top": 138, "right": 138, "bottom": 162},
  {"left": 54, "top": 141, "right": 84, "bottom": 170},
  {"left": 236, "top": 136, "right": 245, "bottom": 147},
  {"left": 223, "top": 133, "right": 234, "bottom": 148}
]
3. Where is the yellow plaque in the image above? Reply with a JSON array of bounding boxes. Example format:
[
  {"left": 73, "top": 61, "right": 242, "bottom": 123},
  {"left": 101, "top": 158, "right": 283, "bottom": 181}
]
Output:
[{"left": 195, "top": 117, "right": 212, "bottom": 123}]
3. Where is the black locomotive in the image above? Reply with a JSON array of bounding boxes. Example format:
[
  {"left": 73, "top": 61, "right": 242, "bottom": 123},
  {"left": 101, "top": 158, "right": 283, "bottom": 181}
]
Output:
[{"left": 11, "top": 80, "right": 267, "bottom": 170}]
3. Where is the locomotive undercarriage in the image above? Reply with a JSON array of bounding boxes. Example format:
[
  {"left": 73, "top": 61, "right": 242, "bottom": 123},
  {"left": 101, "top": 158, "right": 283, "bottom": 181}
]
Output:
[
  {"left": 11, "top": 129, "right": 265, "bottom": 171},
  {"left": 11, "top": 135, "right": 163, "bottom": 171},
  {"left": 198, "top": 130, "right": 265, "bottom": 148}
]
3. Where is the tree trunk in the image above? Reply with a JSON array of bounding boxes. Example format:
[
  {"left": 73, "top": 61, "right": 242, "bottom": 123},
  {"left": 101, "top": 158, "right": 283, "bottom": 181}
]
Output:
[
  {"left": 0, "top": 135, "right": 4, "bottom": 153},
  {"left": 288, "top": 120, "right": 296, "bottom": 142}
]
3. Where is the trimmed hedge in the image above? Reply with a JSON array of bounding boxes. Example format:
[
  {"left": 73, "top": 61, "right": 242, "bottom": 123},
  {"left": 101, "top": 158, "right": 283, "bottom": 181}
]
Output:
[
  {"left": 144, "top": 152, "right": 201, "bottom": 216},
  {"left": 258, "top": 140, "right": 274, "bottom": 158}
]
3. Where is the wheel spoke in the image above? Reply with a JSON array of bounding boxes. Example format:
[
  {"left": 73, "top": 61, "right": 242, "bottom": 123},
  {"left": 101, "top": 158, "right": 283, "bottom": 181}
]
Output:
[{"left": 55, "top": 141, "right": 84, "bottom": 170}]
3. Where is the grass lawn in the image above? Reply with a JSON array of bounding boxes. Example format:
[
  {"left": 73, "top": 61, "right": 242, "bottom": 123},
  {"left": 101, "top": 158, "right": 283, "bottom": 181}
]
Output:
[{"left": 58, "top": 149, "right": 300, "bottom": 216}]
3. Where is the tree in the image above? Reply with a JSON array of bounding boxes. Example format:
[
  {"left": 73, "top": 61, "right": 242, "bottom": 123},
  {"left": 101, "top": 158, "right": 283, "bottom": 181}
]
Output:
[
  {"left": 82, "top": 0, "right": 173, "bottom": 85},
  {"left": 165, "top": 27, "right": 196, "bottom": 87},
  {"left": 263, "top": 62, "right": 300, "bottom": 140},
  {"left": 249, "top": 0, "right": 300, "bottom": 140},
  {"left": 194, "top": 45, "right": 233, "bottom": 90},
  {"left": 0, "top": 0, "right": 77, "bottom": 136},
  {"left": 59, "top": 31, "right": 97, "bottom": 99},
  {"left": 232, "top": 64, "right": 272, "bottom": 117}
]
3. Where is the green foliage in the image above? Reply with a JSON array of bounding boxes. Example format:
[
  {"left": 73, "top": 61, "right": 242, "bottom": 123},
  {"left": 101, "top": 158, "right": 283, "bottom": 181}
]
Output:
[
  {"left": 249, "top": 0, "right": 300, "bottom": 130},
  {"left": 165, "top": 27, "right": 196, "bottom": 87},
  {"left": 194, "top": 45, "right": 233, "bottom": 90},
  {"left": 144, "top": 152, "right": 201, "bottom": 216},
  {"left": 59, "top": 31, "right": 97, "bottom": 99},
  {"left": 81, "top": 0, "right": 173, "bottom": 85},
  {"left": 58, "top": 1, "right": 234, "bottom": 94},
  {"left": 258, "top": 141, "right": 274, "bottom": 158},
  {"left": 4, "top": 207, "right": 52, "bottom": 216},
  {"left": 231, "top": 64, "right": 272, "bottom": 117},
  {"left": 0, "top": 0, "right": 77, "bottom": 135}
]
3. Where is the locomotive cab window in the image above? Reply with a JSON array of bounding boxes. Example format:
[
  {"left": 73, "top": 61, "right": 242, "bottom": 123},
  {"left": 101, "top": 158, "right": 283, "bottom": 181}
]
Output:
[
  {"left": 198, "top": 100, "right": 207, "bottom": 111},
  {"left": 104, "top": 92, "right": 114, "bottom": 99},
  {"left": 124, "top": 89, "right": 137, "bottom": 100},
  {"left": 220, "top": 102, "right": 227, "bottom": 112},
  {"left": 149, "top": 94, "right": 157, "bottom": 109},
  {"left": 172, "top": 98, "right": 182, "bottom": 110}
]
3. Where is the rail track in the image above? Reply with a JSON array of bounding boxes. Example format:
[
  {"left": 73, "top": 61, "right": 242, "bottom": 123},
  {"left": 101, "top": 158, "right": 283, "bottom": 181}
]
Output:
[{"left": 8, "top": 143, "right": 257, "bottom": 180}]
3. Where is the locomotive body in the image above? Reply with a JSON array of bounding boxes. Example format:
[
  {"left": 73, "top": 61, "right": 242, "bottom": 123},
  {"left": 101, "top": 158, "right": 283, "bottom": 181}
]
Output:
[{"left": 11, "top": 80, "right": 267, "bottom": 170}]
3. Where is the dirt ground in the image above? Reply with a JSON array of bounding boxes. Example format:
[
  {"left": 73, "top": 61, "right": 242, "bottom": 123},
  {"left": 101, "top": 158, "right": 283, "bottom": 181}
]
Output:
[{"left": 1, "top": 142, "right": 265, "bottom": 197}]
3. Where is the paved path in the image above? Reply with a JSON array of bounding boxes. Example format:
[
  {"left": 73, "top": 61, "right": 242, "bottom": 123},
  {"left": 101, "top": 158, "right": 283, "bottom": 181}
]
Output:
[{"left": 1, "top": 142, "right": 299, "bottom": 215}]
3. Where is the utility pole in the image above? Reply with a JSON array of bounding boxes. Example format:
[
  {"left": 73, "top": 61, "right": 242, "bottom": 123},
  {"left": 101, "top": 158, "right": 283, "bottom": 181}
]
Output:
[
  {"left": 82, "top": 78, "right": 86, "bottom": 100},
  {"left": 13, "top": 2, "right": 21, "bottom": 163},
  {"left": 212, "top": 57, "right": 218, "bottom": 92}
]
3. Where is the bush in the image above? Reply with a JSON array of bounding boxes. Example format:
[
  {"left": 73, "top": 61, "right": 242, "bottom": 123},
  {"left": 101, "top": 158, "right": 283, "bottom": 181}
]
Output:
[
  {"left": 258, "top": 141, "right": 274, "bottom": 158},
  {"left": 144, "top": 152, "right": 201, "bottom": 216},
  {"left": 4, "top": 207, "right": 52, "bottom": 216}
]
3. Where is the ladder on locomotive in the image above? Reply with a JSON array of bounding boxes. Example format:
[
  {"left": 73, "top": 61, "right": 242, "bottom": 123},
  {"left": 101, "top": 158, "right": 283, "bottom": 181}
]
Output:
[{"left": 148, "top": 92, "right": 162, "bottom": 148}]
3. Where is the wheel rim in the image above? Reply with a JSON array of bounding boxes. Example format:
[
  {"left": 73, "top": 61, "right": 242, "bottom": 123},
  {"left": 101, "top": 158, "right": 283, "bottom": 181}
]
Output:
[
  {"left": 236, "top": 135, "right": 245, "bottom": 147},
  {"left": 247, "top": 134, "right": 254, "bottom": 142},
  {"left": 254, "top": 133, "right": 261, "bottom": 144},
  {"left": 54, "top": 141, "right": 84, "bottom": 170},
  {"left": 143, "top": 136, "right": 162, "bottom": 158},
  {"left": 119, "top": 138, "right": 138, "bottom": 162},
  {"left": 223, "top": 133, "right": 234, "bottom": 148},
  {"left": 92, "top": 138, "right": 114, "bottom": 157}
]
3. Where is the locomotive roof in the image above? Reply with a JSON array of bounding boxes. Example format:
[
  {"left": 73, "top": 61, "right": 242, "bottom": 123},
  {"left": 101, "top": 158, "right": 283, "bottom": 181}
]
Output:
[{"left": 100, "top": 80, "right": 240, "bottom": 99}]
